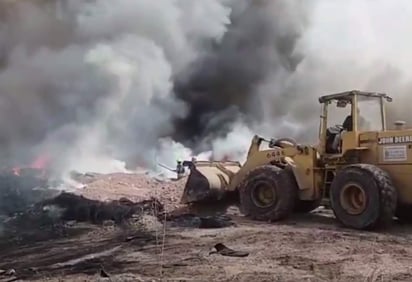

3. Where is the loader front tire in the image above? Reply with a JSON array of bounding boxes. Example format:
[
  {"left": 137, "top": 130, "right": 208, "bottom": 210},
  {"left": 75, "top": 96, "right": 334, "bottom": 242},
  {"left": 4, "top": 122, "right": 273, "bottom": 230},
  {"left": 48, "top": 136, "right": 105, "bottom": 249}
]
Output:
[
  {"left": 239, "top": 165, "right": 297, "bottom": 222},
  {"left": 330, "top": 164, "right": 397, "bottom": 230}
]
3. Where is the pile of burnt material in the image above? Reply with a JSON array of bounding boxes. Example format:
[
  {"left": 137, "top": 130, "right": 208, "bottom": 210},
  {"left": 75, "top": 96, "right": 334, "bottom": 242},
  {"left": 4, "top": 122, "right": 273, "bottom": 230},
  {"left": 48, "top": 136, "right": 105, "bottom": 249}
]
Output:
[
  {"left": 0, "top": 170, "right": 57, "bottom": 217},
  {"left": 38, "top": 192, "right": 164, "bottom": 224}
]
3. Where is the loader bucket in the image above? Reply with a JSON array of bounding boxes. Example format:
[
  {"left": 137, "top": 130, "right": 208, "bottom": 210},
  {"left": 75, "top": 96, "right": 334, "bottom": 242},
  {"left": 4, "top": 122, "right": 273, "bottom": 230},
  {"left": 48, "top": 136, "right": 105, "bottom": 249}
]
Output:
[{"left": 180, "top": 161, "right": 241, "bottom": 204}]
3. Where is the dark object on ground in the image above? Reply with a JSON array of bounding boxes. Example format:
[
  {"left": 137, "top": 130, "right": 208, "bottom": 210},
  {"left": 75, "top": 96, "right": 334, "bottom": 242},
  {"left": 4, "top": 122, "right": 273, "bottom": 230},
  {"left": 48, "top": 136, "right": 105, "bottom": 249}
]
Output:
[
  {"left": 199, "top": 215, "right": 235, "bottom": 228},
  {"left": 167, "top": 213, "right": 235, "bottom": 228},
  {"left": 209, "top": 243, "right": 249, "bottom": 257},
  {"left": 100, "top": 268, "right": 110, "bottom": 278},
  {"left": 39, "top": 192, "right": 164, "bottom": 224},
  {"left": 0, "top": 268, "right": 16, "bottom": 276}
]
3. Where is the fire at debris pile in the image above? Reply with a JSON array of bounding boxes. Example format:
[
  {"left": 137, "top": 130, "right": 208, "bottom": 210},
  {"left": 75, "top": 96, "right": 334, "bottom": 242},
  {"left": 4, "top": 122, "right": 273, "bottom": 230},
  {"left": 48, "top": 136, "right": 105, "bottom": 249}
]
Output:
[
  {"left": 2, "top": 0, "right": 412, "bottom": 231},
  {"left": 0, "top": 0, "right": 311, "bottom": 225}
]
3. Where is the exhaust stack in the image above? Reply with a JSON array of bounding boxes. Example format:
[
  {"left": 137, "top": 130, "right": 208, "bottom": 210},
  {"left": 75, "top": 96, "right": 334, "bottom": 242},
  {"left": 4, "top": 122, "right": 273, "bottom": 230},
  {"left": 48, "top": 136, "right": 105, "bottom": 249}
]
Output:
[{"left": 394, "top": 120, "right": 406, "bottom": 130}]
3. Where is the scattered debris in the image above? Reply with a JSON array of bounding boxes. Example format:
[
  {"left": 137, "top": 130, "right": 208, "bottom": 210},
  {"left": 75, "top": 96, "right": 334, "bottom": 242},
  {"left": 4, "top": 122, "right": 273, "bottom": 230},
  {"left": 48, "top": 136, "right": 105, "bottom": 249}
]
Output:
[
  {"left": 100, "top": 268, "right": 110, "bottom": 278},
  {"left": 209, "top": 243, "right": 249, "bottom": 257},
  {"left": 39, "top": 192, "right": 164, "bottom": 224},
  {"left": 51, "top": 246, "right": 122, "bottom": 269},
  {"left": 167, "top": 214, "right": 235, "bottom": 228},
  {"left": 0, "top": 171, "right": 58, "bottom": 217},
  {"left": 125, "top": 234, "right": 145, "bottom": 242},
  {"left": 0, "top": 268, "right": 17, "bottom": 282},
  {"left": 0, "top": 269, "right": 15, "bottom": 276},
  {"left": 199, "top": 215, "right": 235, "bottom": 228},
  {"left": 2, "top": 170, "right": 412, "bottom": 281}
]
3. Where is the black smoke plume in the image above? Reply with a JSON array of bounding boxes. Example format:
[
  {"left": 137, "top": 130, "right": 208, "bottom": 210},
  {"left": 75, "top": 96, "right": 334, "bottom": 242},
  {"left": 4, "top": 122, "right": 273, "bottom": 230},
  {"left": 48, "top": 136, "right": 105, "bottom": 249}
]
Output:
[
  {"left": 0, "top": 0, "right": 311, "bottom": 171},
  {"left": 173, "top": 0, "right": 309, "bottom": 147}
]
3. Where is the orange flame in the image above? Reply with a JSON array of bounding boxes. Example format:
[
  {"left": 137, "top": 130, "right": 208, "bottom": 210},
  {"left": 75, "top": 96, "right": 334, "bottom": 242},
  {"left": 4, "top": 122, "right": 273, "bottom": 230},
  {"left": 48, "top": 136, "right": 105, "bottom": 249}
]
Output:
[
  {"left": 11, "top": 154, "right": 50, "bottom": 177},
  {"left": 12, "top": 167, "right": 21, "bottom": 176},
  {"left": 30, "top": 155, "right": 50, "bottom": 170}
]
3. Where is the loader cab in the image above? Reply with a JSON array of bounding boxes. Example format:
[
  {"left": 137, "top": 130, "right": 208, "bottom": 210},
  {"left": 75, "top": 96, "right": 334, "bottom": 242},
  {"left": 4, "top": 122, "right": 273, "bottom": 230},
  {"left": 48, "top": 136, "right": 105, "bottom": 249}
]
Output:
[{"left": 318, "top": 90, "right": 391, "bottom": 155}]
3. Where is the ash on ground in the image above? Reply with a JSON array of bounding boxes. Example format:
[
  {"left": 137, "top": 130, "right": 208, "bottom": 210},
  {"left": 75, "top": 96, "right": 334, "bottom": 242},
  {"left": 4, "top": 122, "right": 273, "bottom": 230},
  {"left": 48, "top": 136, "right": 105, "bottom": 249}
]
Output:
[
  {"left": 0, "top": 169, "right": 205, "bottom": 244},
  {"left": 0, "top": 168, "right": 185, "bottom": 219},
  {"left": 0, "top": 167, "right": 239, "bottom": 256}
]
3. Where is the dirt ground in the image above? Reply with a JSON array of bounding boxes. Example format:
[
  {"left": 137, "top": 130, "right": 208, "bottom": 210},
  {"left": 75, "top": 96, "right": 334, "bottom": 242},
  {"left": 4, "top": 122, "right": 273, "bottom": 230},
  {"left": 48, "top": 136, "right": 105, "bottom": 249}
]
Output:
[{"left": 2, "top": 173, "right": 412, "bottom": 281}]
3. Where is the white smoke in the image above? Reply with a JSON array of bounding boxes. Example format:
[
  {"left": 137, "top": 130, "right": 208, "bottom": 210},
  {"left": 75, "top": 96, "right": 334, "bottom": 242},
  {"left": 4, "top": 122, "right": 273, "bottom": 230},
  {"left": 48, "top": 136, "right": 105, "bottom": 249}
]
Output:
[
  {"left": 190, "top": 0, "right": 412, "bottom": 164},
  {"left": 152, "top": 137, "right": 210, "bottom": 178},
  {"left": 0, "top": 0, "right": 232, "bottom": 177},
  {"left": 71, "top": 0, "right": 412, "bottom": 170},
  {"left": 62, "top": 0, "right": 231, "bottom": 175},
  {"left": 2, "top": 0, "right": 412, "bottom": 179},
  {"left": 278, "top": 0, "right": 412, "bottom": 133},
  {"left": 210, "top": 122, "right": 254, "bottom": 163}
]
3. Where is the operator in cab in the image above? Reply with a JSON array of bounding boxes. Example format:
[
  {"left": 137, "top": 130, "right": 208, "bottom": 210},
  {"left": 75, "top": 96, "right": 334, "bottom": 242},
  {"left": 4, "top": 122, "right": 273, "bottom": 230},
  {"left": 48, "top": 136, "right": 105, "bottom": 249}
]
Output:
[
  {"left": 332, "top": 108, "right": 369, "bottom": 152},
  {"left": 342, "top": 114, "right": 353, "bottom": 131},
  {"left": 342, "top": 107, "right": 369, "bottom": 132}
]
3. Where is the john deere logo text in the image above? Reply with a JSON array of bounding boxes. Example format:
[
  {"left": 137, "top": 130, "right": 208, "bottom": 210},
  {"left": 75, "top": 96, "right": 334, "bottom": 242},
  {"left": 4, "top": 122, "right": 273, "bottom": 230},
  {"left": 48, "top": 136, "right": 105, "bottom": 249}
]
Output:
[{"left": 378, "top": 135, "right": 412, "bottom": 145}]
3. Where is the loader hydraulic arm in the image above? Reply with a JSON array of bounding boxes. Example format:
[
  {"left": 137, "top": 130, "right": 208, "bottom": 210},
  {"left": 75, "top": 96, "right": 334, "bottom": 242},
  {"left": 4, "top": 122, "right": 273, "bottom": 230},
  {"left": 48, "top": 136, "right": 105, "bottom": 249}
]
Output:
[
  {"left": 246, "top": 135, "right": 299, "bottom": 159},
  {"left": 246, "top": 135, "right": 265, "bottom": 159}
]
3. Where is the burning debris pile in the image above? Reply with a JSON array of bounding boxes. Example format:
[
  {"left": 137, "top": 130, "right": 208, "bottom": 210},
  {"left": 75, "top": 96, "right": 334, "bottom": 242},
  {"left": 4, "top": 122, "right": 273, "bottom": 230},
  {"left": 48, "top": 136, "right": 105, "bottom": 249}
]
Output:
[
  {"left": 0, "top": 147, "right": 187, "bottom": 218},
  {"left": 40, "top": 192, "right": 164, "bottom": 224},
  {"left": 0, "top": 165, "right": 56, "bottom": 217},
  {"left": 0, "top": 191, "right": 164, "bottom": 246},
  {"left": 0, "top": 0, "right": 316, "bottom": 236},
  {"left": 0, "top": 165, "right": 189, "bottom": 236}
]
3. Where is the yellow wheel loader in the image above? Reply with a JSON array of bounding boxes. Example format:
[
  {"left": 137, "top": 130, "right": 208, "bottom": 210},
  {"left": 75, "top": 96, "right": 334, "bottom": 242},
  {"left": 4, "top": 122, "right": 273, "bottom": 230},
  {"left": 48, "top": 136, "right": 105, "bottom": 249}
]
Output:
[{"left": 181, "top": 90, "right": 412, "bottom": 230}]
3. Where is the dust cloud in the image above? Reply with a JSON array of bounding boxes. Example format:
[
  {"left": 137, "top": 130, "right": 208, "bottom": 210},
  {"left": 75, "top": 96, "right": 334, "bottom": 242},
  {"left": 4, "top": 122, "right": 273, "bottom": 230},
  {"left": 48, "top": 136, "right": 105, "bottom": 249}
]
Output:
[{"left": 0, "top": 0, "right": 412, "bottom": 176}]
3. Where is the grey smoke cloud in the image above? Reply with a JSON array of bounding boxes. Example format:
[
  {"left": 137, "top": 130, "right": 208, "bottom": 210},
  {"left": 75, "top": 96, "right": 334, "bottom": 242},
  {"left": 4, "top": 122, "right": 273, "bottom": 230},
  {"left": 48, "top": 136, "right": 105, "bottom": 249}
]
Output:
[
  {"left": 173, "top": 0, "right": 312, "bottom": 154},
  {"left": 171, "top": 0, "right": 412, "bottom": 164},
  {"left": 207, "top": 0, "right": 412, "bottom": 150},
  {"left": 4, "top": 0, "right": 412, "bottom": 238},
  {"left": 289, "top": 0, "right": 412, "bottom": 136},
  {"left": 0, "top": 0, "right": 231, "bottom": 172},
  {"left": 1, "top": 0, "right": 412, "bottom": 175}
]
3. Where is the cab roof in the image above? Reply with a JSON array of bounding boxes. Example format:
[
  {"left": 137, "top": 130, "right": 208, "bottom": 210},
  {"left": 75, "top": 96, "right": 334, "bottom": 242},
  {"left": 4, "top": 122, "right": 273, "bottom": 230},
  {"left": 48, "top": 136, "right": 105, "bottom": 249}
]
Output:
[{"left": 318, "top": 90, "right": 391, "bottom": 103}]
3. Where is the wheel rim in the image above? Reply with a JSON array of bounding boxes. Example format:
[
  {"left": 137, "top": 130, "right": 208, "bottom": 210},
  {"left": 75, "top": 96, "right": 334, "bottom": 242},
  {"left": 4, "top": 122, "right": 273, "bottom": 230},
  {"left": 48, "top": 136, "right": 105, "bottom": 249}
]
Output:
[
  {"left": 251, "top": 181, "right": 276, "bottom": 208},
  {"left": 340, "top": 183, "right": 367, "bottom": 215}
]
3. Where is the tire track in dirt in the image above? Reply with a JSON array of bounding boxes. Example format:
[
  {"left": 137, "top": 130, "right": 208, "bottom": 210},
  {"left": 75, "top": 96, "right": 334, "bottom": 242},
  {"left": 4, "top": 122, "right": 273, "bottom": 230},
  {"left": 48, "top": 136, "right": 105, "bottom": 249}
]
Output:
[{"left": 128, "top": 213, "right": 412, "bottom": 281}]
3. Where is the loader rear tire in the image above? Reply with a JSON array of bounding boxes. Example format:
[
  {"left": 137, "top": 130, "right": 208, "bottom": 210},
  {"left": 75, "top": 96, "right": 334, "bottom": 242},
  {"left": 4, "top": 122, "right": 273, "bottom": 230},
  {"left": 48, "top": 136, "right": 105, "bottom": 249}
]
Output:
[
  {"left": 239, "top": 165, "right": 297, "bottom": 222},
  {"left": 330, "top": 164, "right": 397, "bottom": 230}
]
